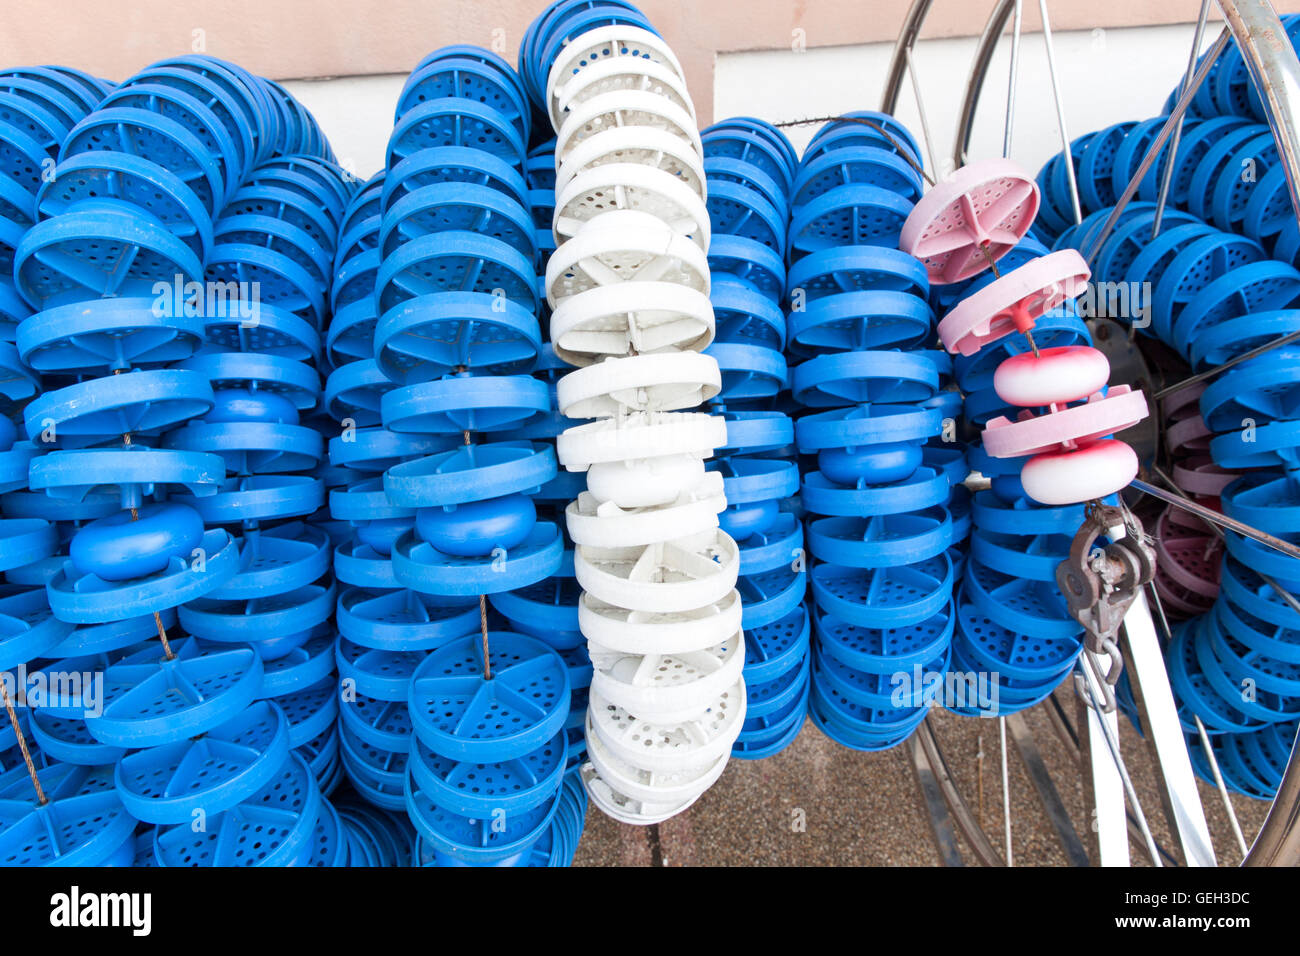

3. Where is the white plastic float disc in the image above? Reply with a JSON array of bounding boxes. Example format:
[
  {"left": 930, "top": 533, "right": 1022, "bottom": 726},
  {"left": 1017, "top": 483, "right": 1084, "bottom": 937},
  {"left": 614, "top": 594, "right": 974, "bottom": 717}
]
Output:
[
  {"left": 546, "top": 25, "right": 687, "bottom": 116},
  {"left": 587, "top": 679, "right": 746, "bottom": 772},
  {"left": 937, "top": 249, "right": 1091, "bottom": 356},
  {"left": 556, "top": 411, "right": 726, "bottom": 471},
  {"left": 565, "top": 477, "right": 725, "bottom": 547},
  {"left": 553, "top": 164, "right": 711, "bottom": 250},
  {"left": 588, "top": 636, "right": 745, "bottom": 724},
  {"left": 1020, "top": 439, "right": 1139, "bottom": 506},
  {"left": 556, "top": 352, "right": 721, "bottom": 418},
  {"left": 548, "top": 281, "right": 715, "bottom": 365},
  {"left": 574, "top": 529, "right": 740, "bottom": 613},
  {"left": 551, "top": 55, "right": 694, "bottom": 133},
  {"left": 580, "top": 761, "right": 703, "bottom": 826},
  {"left": 993, "top": 345, "right": 1110, "bottom": 408},
  {"left": 556, "top": 90, "right": 703, "bottom": 167},
  {"left": 586, "top": 454, "right": 706, "bottom": 508},
  {"left": 584, "top": 717, "right": 729, "bottom": 804},
  {"left": 545, "top": 209, "right": 711, "bottom": 305},
  {"left": 554, "top": 125, "right": 706, "bottom": 202},
  {"left": 579, "top": 589, "right": 743, "bottom": 655}
]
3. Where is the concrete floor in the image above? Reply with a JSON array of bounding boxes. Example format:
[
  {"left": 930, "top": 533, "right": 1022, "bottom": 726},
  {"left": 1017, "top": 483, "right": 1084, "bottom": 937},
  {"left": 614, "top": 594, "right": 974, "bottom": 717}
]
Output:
[{"left": 571, "top": 687, "right": 1272, "bottom": 867}]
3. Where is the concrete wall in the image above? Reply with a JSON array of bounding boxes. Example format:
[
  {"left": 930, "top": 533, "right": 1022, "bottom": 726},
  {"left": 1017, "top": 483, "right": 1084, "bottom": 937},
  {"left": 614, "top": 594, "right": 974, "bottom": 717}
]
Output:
[{"left": 6, "top": 0, "right": 1299, "bottom": 129}]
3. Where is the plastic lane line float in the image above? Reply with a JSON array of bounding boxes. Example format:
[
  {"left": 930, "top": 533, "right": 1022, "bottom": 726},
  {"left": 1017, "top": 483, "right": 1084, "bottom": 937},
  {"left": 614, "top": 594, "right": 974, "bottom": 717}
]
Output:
[{"left": 531, "top": 1, "right": 749, "bottom": 824}]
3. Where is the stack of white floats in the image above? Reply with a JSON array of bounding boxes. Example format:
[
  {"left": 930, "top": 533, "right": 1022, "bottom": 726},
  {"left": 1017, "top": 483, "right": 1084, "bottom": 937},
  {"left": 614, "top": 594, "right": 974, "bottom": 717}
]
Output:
[{"left": 543, "top": 25, "right": 746, "bottom": 824}]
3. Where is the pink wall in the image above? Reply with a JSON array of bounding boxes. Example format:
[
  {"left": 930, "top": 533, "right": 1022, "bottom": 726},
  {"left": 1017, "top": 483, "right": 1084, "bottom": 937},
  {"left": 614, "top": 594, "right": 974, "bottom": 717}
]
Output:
[{"left": 5, "top": 0, "right": 1300, "bottom": 125}]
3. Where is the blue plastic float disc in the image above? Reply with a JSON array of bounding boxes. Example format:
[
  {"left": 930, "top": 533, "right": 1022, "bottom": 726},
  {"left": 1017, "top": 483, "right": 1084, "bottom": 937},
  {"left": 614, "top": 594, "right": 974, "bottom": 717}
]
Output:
[
  {"left": 969, "top": 527, "right": 1072, "bottom": 582},
  {"left": 1201, "top": 348, "right": 1300, "bottom": 430},
  {"left": 745, "top": 649, "right": 812, "bottom": 718},
  {"left": 954, "top": 592, "right": 1081, "bottom": 683},
  {"left": 14, "top": 200, "right": 205, "bottom": 310},
  {"left": 204, "top": 240, "right": 325, "bottom": 327},
  {"left": 0, "top": 440, "right": 34, "bottom": 495},
  {"left": 814, "top": 599, "right": 953, "bottom": 675},
  {"left": 706, "top": 179, "right": 785, "bottom": 253},
  {"left": 375, "top": 291, "right": 543, "bottom": 383},
  {"left": 383, "top": 146, "right": 528, "bottom": 219},
  {"left": 334, "top": 536, "right": 401, "bottom": 590},
  {"left": 152, "top": 751, "right": 320, "bottom": 867},
  {"left": 737, "top": 564, "right": 806, "bottom": 631},
  {"left": 205, "top": 522, "right": 333, "bottom": 601},
  {"left": 792, "top": 350, "right": 937, "bottom": 408},
  {"left": 1092, "top": 207, "right": 1198, "bottom": 287},
  {"left": 732, "top": 684, "right": 808, "bottom": 760},
  {"left": 705, "top": 234, "right": 786, "bottom": 301},
  {"left": 969, "top": 489, "right": 1089, "bottom": 536},
  {"left": 796, "top": 403, "right": 941, "bottom": 453},
  {"left": 27, "top": 711, "right": 124, "bottom": 765},
  {"left": 714, "top": 410, "right": 794, "bottom": 456},
  {"left": 48, "top": 527, "right": 239, "bottom": 623},
  {"left": 334, "top": 637, "right": 426, "bottom": 702},
  {"left": 279, "top": 677, "right": 338, "bottom": 749},
  {"left": 382, "top": 374, "right": 549, "bottom": 435},
  {"left": 743, "top": 604, "right": 811, "bottom": 685},
  {"left": 1221, "top": 473, "right": 1300, "bottom": 538},
  {"left": 808, "top": 681, "right": 927, "bottom": 751},
  {"left": 174, "top": 474, "right": 325, "bottom": 524},
  {"left": 165, "top": 419, "right": 324, "bottom": 474},
  {"left": 114, "top": 700, "right": 290, "bottom": 824},
  {"left": 801, "top": 466, "right": 948, "bottom": 519},
  {"left": 812, "top": 639, "right": 941, "bottom": 711},
  {"left": 706, "top": 342, "right": 788, "bottom": 400},
  {"left": 0, "top": 588, "right": 73, "bottom": 671},
  {"left": 1150, "top": 230, "right": 1264, "bottom": 341},
  {"left": 339, "top": 724, "right": 408, "bottom": 810},
  {"left": 330, "top": 475, "right": 414, "bottom": 522},
  {"left": 1166, "top": 621, "right": 1260, "bottom": 734},
  {"left": 1195, "top": 626, "right": 1300, "bottom": 723},
  {"left": 700, "top": 128, "right": 794, "bottom": 197},
  {"left": 408, "top": 631, "right": 569, "bottom": 762},
  {"left": 736, "top": 512, "right": 802, "bottom": 575},
  {"left": 1222, "top": 530, "right": 1300, "bottom": 593},
  {"left": 24, "top": 369, "right": 213, "bottom": 448},
  {"left": 45, "top": 609, "right": 177, "bottom": 659},
  {"left": 788, "top": 183, "right": 912, "bottom": 259},
  {"left": 338, "top": 687, "right": 414, "bottom": 754},
  {"left": 323, "top": 359, "right": 393, "bottom": 427},
  {"left": 409, "top": 729, "right": 564, "bottom": 818},
  {"left": 70, "top": 501, "right": 204, "bottom": 581},
  {"left": 922, "top": 441, "right": 966, "bottom": 488},
  {"left": 86, "top": 637, "right": 263, "bottom": 747},
  {"left": 808, "top": 507, "right": 953, "bottom": 569},
  {"left": 405, "top": 763, "right": 561, "bottom": 866},
  {"left": 792, "top": 145, "right": 922, "bottom": 208},
  {"left": 705, "top": 156, "right": 789, "bottom": 222},
  {"left": 811, "top": 554, "right": 953, "bottom": 631},
  {"left": 1219, "top": 558, "right": 1300, "bottom": 631},
  {"left": 786, "top": 246, "right": 929, "bottom": 302},
  {"left": 394, "top": 520, "right": 561, "bottom": 596},
  {"left": 386, "top": 98, "right": 525, "bottom": 171},
  {"left": 380, "top": 181, "right": 534, "bottom": 261},
  {"left": 384, "top": 441, "right": 555, "bottom": 509},
  {"left": 17, "top": 297, "right": 204, "bottom": 373},
  {"left": 710, "top": 274, "right": 785, "bottom": 349},
  {"left": 0, "top": 788, "right": 136, "bottom": 866},
  {"left": 182, "top": 579, "right": 335, "bottom": 648},
  {"left": 1210, "top": 419, "right": 1300, "bottom": 470},
  {"left": 0, "top": 518, "right": 55, "bottom": 573},
  {"left": 1173, "top": 261, "right": 1300, "bottom": 359},
  {"left": 36, "top": 152, "right": 214, "bottom": 261},
  {"left": 964, "top": 558, "right": 1084, "bottom": 640},
  {"left": 490, "top": 575, "right": 583, "bottom": 642}
]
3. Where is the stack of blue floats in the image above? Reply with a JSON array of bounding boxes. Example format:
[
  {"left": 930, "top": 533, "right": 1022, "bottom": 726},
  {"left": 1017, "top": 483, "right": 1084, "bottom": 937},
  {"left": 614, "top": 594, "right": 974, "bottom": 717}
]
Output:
[
  {"left": 0, "top": 53, "right": 363, "bottom": 865},
  {"left": 1036, "top": 21, "right": 1300, "bottom": 801},
  {"left": 698, "top": 117, "right": 809, "bottom": 760},
  {"left": 786, "top": 113, "right": 960, "bottom": 749},
  {"left": 362, "top": 44, "right": 580, "bottom": 866}
]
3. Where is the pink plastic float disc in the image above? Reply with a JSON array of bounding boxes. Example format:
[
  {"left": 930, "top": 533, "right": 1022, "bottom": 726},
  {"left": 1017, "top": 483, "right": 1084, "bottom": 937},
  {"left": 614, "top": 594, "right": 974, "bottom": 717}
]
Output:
[
  {"left": 1165, "top": 413, "right": 1211, "bottom": 456},
  {"left": 1172, "top": 455, "right": 1236, "bottom": 498},
  {"left": 1153, "top": 561, "right": 1216, "bottom": 617},
  {"left": 1160, "top": 381, "right": 1205, "bottom": 421},
  {"left": 1020, "top": 439, "right": 1139, "bottom": 505},
  {"left": 937, "top": 250, "right": 1091, "bottom": 356},
  {"left": 900, "top": 158, "right": 1040, "bottom": 285},
  {"left": 993, "top": 345, "right": 1110, "bottom": 407},
  {"left": 982, "top": 386, "right": 1149, "bottom": 458},
  {"left": 1154, "top": 507, "right": 1222, "bottom": 599}
]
